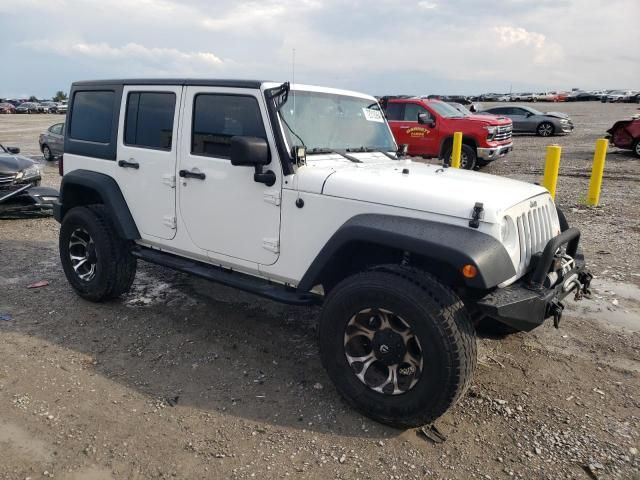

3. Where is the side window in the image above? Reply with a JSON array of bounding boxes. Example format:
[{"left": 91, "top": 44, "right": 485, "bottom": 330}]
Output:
[
  {"left": 489, "top": 107, "right": 506, "bottom": 115},
  {"left": 69, "top": 91, "right": 115, "bottom": 143},
  {"left": 49, "top": 124, "right": 63, "bottom": 135},
  {"left": 125, "top": 92, "right": 176, "bottom": 150},
  {"left": 384, "top": 103, "right": 404, "bottom": 121},
  {"left": 403, "top": 103, "right": 428, "bottom": 122},
  {"left": 191, "top": 94, "right": 266, "bottom": 158},
  {"left": 509, "top": 108, "right": 525, "bottom": 115}
]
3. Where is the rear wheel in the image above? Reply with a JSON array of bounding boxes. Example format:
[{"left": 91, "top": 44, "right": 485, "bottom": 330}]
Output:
[
  {"left": 59, "top": 205, "right": 136, "bottom": 301},
  {"left": 537, "top": 122, "right": 555, "bottom": 137},
  {"left": 319, "top": 266, "right": 476, "bottom": 428},
  {"left": 42, "top": 145, "right": 53, "bottom": 161},
  {"left": 634, "top": 139, "right": 640, "bottom": 158}
]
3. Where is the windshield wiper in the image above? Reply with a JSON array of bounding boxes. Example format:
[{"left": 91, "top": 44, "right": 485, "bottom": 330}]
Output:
[
  {"left": 308, "top": 147, "right": 362, "bottom": 163},
  {"left": 346, "top": 146, "right": 398, "bottom": 160}
]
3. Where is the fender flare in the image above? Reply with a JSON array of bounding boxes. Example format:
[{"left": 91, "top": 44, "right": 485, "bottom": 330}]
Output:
[
  {"left": 297, "top": 214, "right": 515, "bottom": 291},
  {"left": 55, "top": 169, "right": 140, "bottom": 239}
]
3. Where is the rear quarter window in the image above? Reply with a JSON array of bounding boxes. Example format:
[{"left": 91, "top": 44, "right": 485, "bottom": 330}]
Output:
[{"left": 69, "top": 91, "right": 115, "bottom": 143}]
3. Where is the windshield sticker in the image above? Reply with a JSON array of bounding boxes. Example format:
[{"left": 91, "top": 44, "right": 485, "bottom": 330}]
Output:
[
  {"left": 362, "top": 108, "right": 384, "bottom": 123},
  {"left": 406, "top": 127, "right": 429, "bottom": 137}
]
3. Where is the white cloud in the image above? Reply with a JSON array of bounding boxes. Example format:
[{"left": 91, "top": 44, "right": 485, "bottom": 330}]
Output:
[
  {"left": 417, "top": 1, "right": 438, "bottom": 9},
  {"left": 19, "top": 40, "right": 223, "bottom": 74},
  {"left": 494, "top": 26, "right": 545, "bottom": 49}
]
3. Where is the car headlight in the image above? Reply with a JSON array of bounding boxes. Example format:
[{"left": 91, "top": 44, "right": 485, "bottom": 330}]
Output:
[
  {"left": 500, "top": 215, "right": 518, "bottom": 251},
  {"left": 485, "top": 125, "right": 497, "bottom": 140},
  {"left": 22, "top": 165, "right": 41, "bottom": 179}
]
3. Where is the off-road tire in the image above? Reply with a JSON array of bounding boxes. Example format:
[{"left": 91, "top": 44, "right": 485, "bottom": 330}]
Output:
[
  {"left": 318, "top": 265, "right": 477, "bottom": 428},
  {"left": 443, "top": 143, "right": 477, "bottom": 170},
  {"left": 537, "top": 122, "right": 555, "bottom": 137},
  {"left": 59, "top": 205, "right": 136, "bottom": 302}
]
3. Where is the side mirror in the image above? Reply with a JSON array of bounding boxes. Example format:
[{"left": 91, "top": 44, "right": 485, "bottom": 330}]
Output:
[
  {"left": 526, "top": 112, "right": 534, "bottom": 117},
  {"left": 230, "top": 136, "right": 275, "bottom": 186},
  {"left": 230, "top": 136, "right": 270, "bottom": 166},
  {"left": 397, "top": 144, "right": 409, "bottom": 157},
  {"left": 418, "top": 113, "right": 435, "bottom": 128},
  {"left": 6, "top": 146, "right": 20, "bottom": 154}
]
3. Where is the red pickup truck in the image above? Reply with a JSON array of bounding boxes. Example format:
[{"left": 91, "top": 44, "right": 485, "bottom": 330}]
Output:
[{"left": 380, "top": 97, "right": 513, "bottom": 169}]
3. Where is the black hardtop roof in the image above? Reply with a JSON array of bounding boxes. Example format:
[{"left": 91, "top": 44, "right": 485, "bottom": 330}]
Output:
[{"left": 71, "top": 79, "right": 269, "bottom": 88}]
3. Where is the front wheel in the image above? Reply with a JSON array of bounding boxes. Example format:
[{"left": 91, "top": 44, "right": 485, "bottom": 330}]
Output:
[
  {"left": 443, "top": 143, "right": 477, "bottom": 170},
  {"left": 59, "top": 205, "right": 137, "bottom": 301},
  {"left": 537, "top": 122, "right": 555, "bottom": 137},
  {"left": 319, "top": 266, "right": 477, "bottom": 428}
]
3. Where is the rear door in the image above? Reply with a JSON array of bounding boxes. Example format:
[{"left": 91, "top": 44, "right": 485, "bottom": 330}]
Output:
[
  {"left": 115, "top": 85, "right": 182, "bottom": 240},
  {"left": 48, "top": 123, "right": 64, "bottom": 155}
]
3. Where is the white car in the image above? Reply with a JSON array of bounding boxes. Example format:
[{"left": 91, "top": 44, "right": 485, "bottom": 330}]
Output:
[{"left": 54, "top": 79, "right": 592, "bottom": 428}]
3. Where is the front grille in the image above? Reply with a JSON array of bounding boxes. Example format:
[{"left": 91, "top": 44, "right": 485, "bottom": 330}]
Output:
[
  {"left": 515, "top": 202, "right": 556, "bottom": 273},
  {"left": 0, "top": 173, "right": 16, "bottom": 186},
  {"left": 494, "top": 125, "right": 512, "bottom": 142}
]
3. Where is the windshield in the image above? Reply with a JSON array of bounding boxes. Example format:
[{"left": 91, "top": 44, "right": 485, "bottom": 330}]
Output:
[
  {"left": 428, "top": 101, "right": 464, "bottom": 118},
  {"left": 279, "top": 91, "right": 396, "bottom": 153}
]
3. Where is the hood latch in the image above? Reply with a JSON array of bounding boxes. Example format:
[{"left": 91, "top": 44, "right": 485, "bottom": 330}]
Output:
[{"left": 469, "top": 202, "right": 484, "bottom": 228}]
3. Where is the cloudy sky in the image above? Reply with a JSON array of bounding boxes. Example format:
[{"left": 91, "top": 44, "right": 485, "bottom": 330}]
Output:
[{"left": 1, "top": 0, "right": 638, "bottom": 98}]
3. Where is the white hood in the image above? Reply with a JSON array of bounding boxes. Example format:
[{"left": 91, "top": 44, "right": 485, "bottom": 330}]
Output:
[{"left": 292, "top": 154, "right": 547, "bottom": 224}]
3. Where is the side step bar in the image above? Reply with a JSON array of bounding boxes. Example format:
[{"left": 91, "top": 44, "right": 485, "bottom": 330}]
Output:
[{"left": 132, "top": 247, "right": 322, "bottom": 306}]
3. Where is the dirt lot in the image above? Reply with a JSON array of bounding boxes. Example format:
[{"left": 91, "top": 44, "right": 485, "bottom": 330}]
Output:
[{"left": 1, "top": 104, "right": 639, "bottom": 480}]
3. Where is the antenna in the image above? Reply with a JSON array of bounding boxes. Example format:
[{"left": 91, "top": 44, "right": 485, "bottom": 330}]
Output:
[{"left": 292, "top": 48, "right": 296, "bottom": 113}]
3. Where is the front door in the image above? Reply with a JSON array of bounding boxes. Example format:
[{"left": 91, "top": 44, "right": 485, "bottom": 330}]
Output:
[
  {"left": 178, "top": 86, "right": 282, "bottom": 265},
  {"left": 387, "top": 102, "right": 438, "bottom": 156},
  {"left": 115, "top": 85, "right": 181, "bottom": 240}
]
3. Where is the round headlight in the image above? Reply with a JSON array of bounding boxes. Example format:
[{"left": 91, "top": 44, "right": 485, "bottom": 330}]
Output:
[{"left": 500, "top": 215, "right": 517, "bottom": 249}]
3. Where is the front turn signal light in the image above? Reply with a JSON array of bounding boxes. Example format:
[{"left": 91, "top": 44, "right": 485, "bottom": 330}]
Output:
[{"left": 462, "top": 264, "right": 478, "bottom": 279}]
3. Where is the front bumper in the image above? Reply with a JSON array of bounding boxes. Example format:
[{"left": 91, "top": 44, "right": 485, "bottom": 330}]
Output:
[
  {"left": 476, "top": 228, "right": 591, "bottom": 331},
  {"left": 560, "top": 123, "right": 574, "bottom": 133},
  {"left": 477, "top": 142, "right": 513, "bottom": 161}
]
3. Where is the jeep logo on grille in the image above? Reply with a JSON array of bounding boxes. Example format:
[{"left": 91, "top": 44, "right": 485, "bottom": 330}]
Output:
[{"left": 530, "top": 200, "right": 538, "bottom": 208}]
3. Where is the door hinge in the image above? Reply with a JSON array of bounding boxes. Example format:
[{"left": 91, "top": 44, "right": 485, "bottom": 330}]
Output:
[
  {"left": 163, "top": 215, "right": 177, "bottom": 229},
  {"left": 162, "top": 174, "right": 176, "bottom": 188},
  {"left": 262, "top": 237, "right": 280, "bottom": 253},
  {"left": 263, "top": 191, "right": 281, "bottom": 206}
]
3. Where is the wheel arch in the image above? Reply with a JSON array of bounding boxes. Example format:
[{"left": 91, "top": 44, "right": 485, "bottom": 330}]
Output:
[
  {"left": 438, "top": 136, "right": 477, "bottom": 158},
  {"left": 297, "top": 214, "right": 515, "bottom": 293},
  {"left": 56, "top": 169, "right": 140, "bottom": 240}
]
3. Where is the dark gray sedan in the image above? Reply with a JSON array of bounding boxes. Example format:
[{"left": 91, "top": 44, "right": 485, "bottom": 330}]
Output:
[
  {"left": 38, "top": 122, "right": 65, "bottom": 161},
  {"left": 479, "top": 105, "right": 573, "bottom": 137}
]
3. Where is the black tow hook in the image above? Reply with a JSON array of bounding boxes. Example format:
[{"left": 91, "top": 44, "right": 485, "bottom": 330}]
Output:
[
  {"left": 576, "top": 271, "right": 594, "bottom": 300},
  {"left": 550, "top": 300, "right": 564, "bottom": 329}
]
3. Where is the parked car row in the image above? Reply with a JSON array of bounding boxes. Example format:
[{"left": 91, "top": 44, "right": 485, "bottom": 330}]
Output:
[
  {"left": 0, "top": 101, "right": 67, "bottom": 114},
  {"left": 476, "top": 90, "right": 639, "bottom": 103}
]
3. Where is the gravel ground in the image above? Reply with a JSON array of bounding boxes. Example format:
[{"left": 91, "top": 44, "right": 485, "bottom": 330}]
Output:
[{"left": 1, "top": 104, "right": 639, "bottom": 480}]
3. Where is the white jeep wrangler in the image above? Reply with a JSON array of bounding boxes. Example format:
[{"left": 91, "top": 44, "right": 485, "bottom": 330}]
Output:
[{"left": 55, "top": 79, "right": 591, "bottom": 428}]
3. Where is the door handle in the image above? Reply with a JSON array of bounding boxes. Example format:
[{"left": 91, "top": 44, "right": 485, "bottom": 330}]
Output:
[
  {"left": 118, "top": 159, "right": 139, "bottom": 169},
  {"left": 400, "top": 125, "right": 410, "bottom": 129},
  {"left": 179, "top": 169, "right": 206, "bottom": 180}
]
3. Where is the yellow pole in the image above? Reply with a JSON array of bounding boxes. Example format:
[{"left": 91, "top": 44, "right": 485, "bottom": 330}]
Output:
[
  {"left": 586, "top": 138, "right": 608, "bottom": 206},
  {"left": 542, "top": 145, "right": 562, "bottom": 199},
  {"left": 451, "top": 132, "right": 463, "bottom": 168}
]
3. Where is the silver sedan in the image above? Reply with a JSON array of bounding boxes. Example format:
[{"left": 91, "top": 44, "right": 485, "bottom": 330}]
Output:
[
  {"left": 38, "top": 122, "right": 65, "bottom": 161},
  {"left": 479, "top": 105, "right": 573, "bottom": 137}
]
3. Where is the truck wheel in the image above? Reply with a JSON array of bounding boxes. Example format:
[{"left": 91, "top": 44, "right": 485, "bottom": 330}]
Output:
[
  {"left": 318, "top": 266, "right": 476, "bottom": 428},
  {"left": 537, "top": 122, "right": 555, "bottom": 137},
  {"left": 443, "top": 144, "right": 477, "bottom": 170},
  {"left": 59, "top": 205, "right": 136, "bottom": 302}
]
